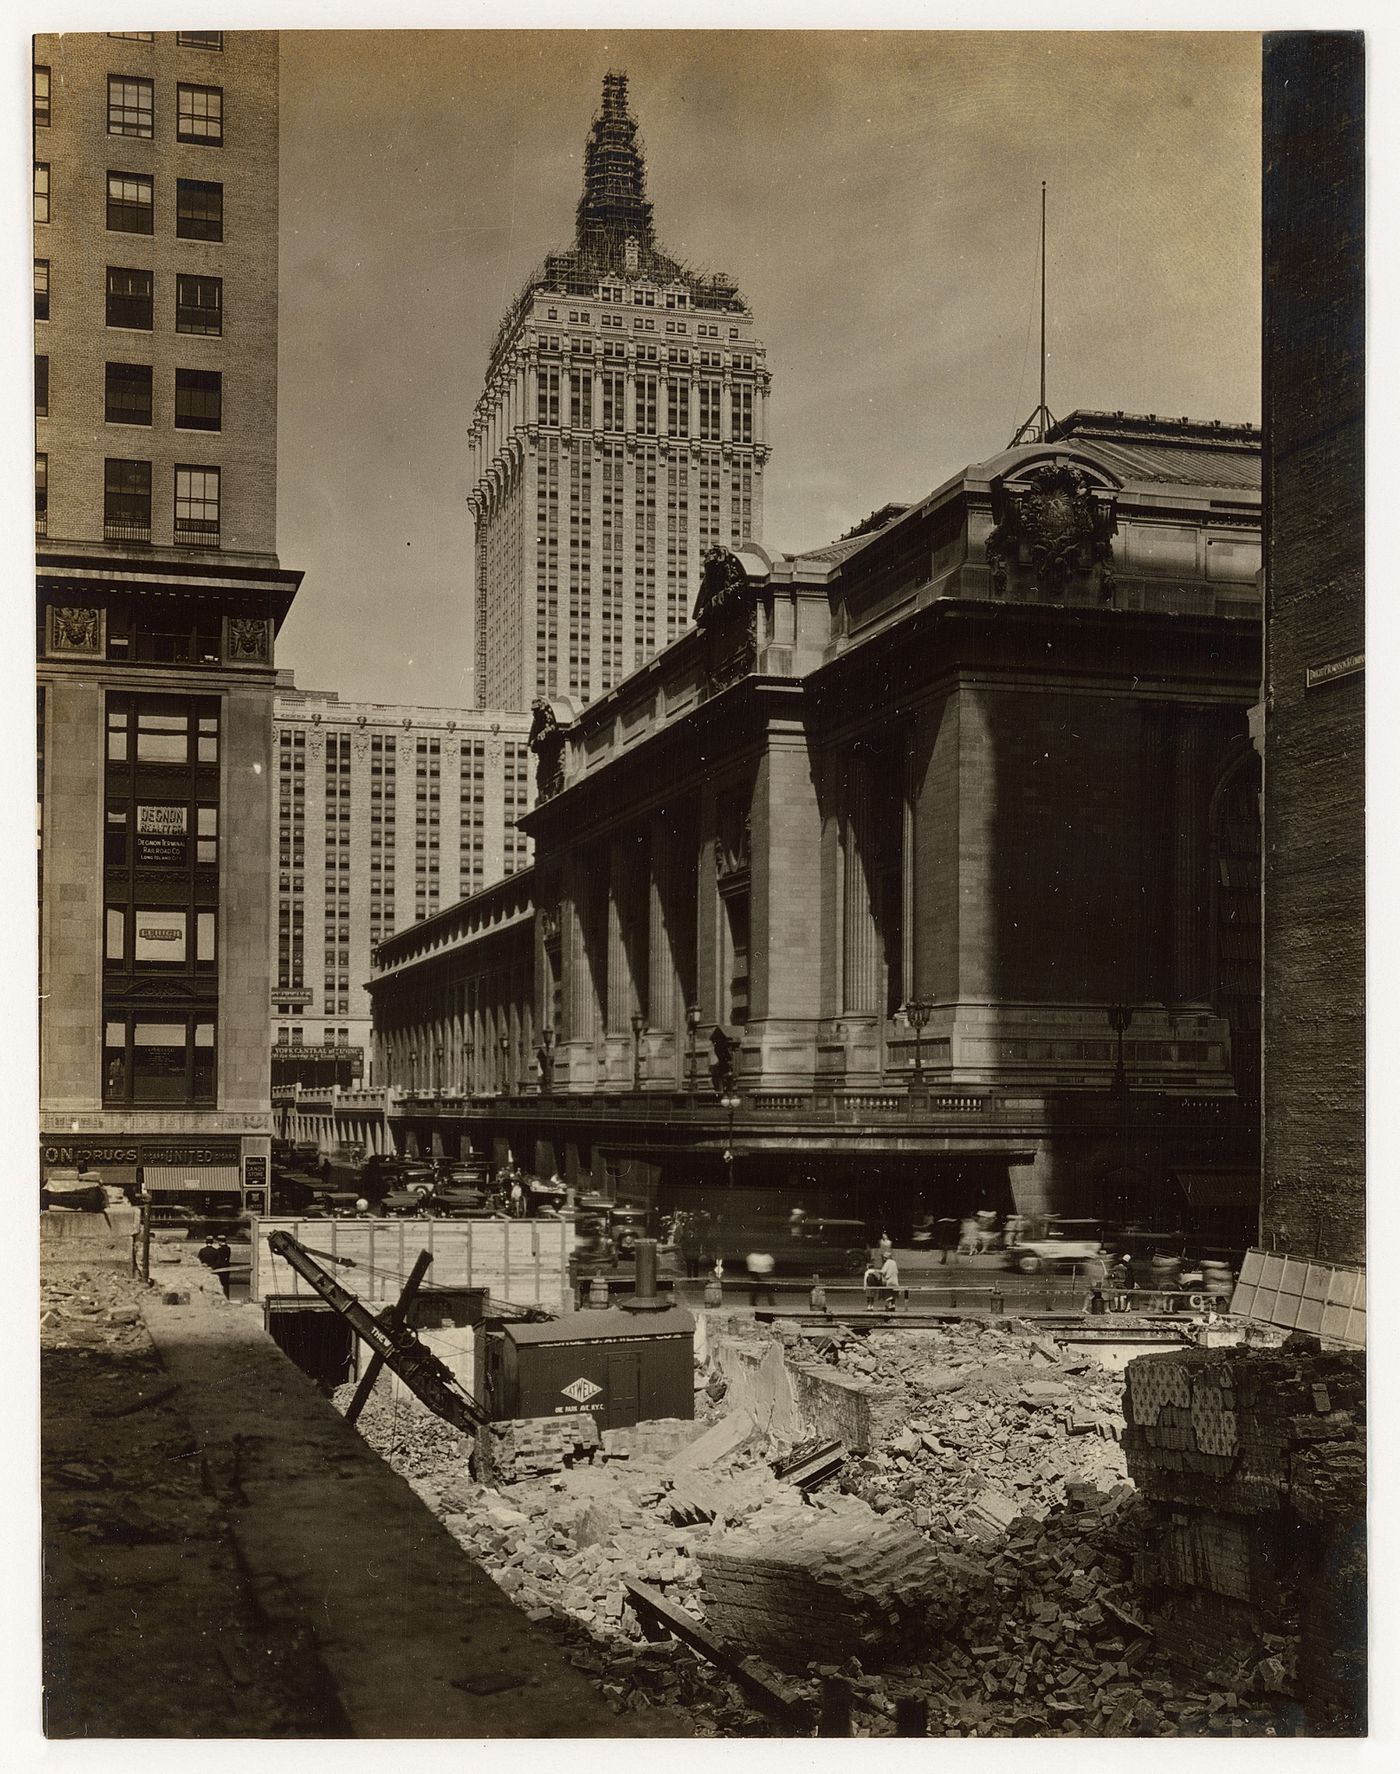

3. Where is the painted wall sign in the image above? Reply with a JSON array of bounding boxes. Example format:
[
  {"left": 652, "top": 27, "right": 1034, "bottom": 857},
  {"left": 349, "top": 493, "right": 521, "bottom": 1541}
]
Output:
[
  {"left": 40, "top": 1139, "right": 240, "bottom": 1168},
  {"left": 135, "top": 911, "right": 187, "bottom": 962},
  {"left": 136, "top": 803, "right": 188, "bottom": 864},
  {"left": 1305, "top": 651, "right": 1363, "bottom": 690}
]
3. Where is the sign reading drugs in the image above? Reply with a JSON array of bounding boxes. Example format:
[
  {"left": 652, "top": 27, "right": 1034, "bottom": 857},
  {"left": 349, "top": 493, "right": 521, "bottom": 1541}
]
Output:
[
  {"left": 136, "top": 803, "right": 188, "bottom": 864},
  {"left": 134, "top": 910, "right": 186, "bottom": 962}
]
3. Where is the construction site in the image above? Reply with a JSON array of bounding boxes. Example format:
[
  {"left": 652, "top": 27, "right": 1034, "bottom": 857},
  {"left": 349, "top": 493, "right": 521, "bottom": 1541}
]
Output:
[{"left": 41, "top": 1205, "right": 1365, "bottom": 1739}]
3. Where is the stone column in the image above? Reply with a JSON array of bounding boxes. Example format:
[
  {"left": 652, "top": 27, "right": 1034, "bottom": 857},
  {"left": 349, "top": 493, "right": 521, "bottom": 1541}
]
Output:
[
  {"left": 842, "top": 756, "right": 881, "bottom": 1014},
  {"left": 720, "top": 378, "right": 732, "bottom": 443},
  {"left": 625, "top": 368, "right": 637, "bottom": 435},
  {"left": 1173, "top": 719, "right": 1208, "bottom": 1003},
  {"left": 563, "top": 853, "right": 597, "bottom": 1042},
  {"left": 658, "top": 375, "right": 670, "bottom": 440},
  {"left": 607, "top": 837, "right": 636, "bottom": 1033},
  {"left": 689, "top": 378, "right": 700, "bottom": 438},
  {"left": 648, "top": 817, "right": 679, "bottom": 1040}
]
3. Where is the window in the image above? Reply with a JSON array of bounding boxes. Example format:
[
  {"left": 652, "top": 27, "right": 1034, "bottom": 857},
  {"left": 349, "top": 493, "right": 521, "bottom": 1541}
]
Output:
[
  {"left": 136, "top": 707, "right": 189, "bottom": 764},
  {"left": 104, "top": 458, "right": 151, "bottom": 541},
  {"left": 176, "top": 178, "right": 222, "bottom": 241},
  {"left": 174, "top": 465, "right": 220, "bottom": 545},
  {"left": 106, "top": 361, "right": 153, "bottom": 426},
  {"left": 34, "top": 65, "right": 50, "bottom": 127},
  {"left": 107, "top": 265, "right": 153, "bottom": 330},
  {"left": 196, "top": 806, "right": 218, "bottom": 864},
  {"left": 176, "top": 273, "right": 222, "bottom": 335},
  {"left": 35, "top": 356, "right": 48, "bottom": 418},
  {"left": 178, "top": 32, "right": 223, "bottom": 50},
  {"left": 108, "top": 75, "right": 154, "bottom": 138},
  {"left": 109, "top": 32, "right": 154, "bottom": 40},
  {"left": 35, "top": 454, "right": 47, "bottom": 537},
  {"left": 177, "top": 84, "right": 223, "bottom": 145},
  {"left": 175, "top": 368, "right": 221, "bottom": 430},
  {"left": 107, "top": 171, "right": 153, "bottom": 233},
  {"left": 34, "top": 259, "right": 49, "bottom": 322},
  {"left": 34, "top": 163, "right": 50, "bottom": 224}
]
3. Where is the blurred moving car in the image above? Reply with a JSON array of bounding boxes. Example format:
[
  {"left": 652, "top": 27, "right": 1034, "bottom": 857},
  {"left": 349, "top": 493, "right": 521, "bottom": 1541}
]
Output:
[{"left": 1003, "top": 1217, "right": 1105, "bottom": 1273}]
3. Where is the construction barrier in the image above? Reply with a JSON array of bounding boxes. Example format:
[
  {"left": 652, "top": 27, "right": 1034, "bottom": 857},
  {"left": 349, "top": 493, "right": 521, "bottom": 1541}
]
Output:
[{"left": 250, "top": 1216, "right": 576, "bottom": 1315}]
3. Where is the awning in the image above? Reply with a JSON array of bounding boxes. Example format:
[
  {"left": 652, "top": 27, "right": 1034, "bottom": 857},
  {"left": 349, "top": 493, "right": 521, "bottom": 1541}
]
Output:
[
  {"left": 1175, "top": 1169, "right": 1259, "bottom": 1208},
  {"left": 142, "top": 1165, "right": 241, "bottom": 1194}
]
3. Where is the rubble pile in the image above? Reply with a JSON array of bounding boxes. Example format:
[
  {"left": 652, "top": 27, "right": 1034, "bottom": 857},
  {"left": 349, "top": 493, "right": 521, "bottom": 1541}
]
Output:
[
  {"left": 477, "top": 1413, "right": 602, "bottom": 1482},
  {"left": 40, "top": 1266, "right": 147, "bottom": 1352},
  {"left": 807, "top": 1321, "right": 1130, "bottom": 1532}
]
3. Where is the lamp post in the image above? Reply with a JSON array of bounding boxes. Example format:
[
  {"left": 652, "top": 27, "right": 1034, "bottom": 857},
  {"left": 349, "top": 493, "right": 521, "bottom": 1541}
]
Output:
[
  {"left": 1108, "top": 1002, "right": 1134, "bottom": 1101},
  {"left": 463, "top": 1040, "right": 474, "bottom": 1097},
  {"left": 499, "top": 1032, "right": 511, "bottom": 1096},
  {"left": 720, "top": 1090, "right": 741, "bottom": 1188},
  {"left": 630, "top": 1009, "right": 645, "bottom": 1092},
  {"left": 538, "top": 1026, "right": 555, "bottom": 1095},
  {"left": 903, "top": 996, "right": 933, "bottom": 1082},
  {"left": 686, "top": 1003, "right": 702, "bottom": 1102}
]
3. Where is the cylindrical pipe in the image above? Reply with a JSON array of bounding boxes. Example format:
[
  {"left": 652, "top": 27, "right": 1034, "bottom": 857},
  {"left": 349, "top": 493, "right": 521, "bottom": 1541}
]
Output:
[{"left": 633, "top": 1238, "right": 658, "bottom": 1302}]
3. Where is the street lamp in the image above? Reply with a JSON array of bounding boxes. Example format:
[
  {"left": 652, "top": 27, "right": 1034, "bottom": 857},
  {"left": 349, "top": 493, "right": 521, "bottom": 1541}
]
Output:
[
  {"left": 630, "top": 1010, "right": 646, "bottom": 1092},
  {"left": 686, "top": 1003, "right": 702, "bottom": 1101},
  {"left": 499, "top": 1032, "right": 511, "bottom": 1095},
  {"left": 1107, "top": 1002, "right": 1134, "bottom": 1100},
  {"left": 538, "top": 1026, "right": 555, "bottom": 1095},
  {"left": 903, "top": 996, "right": 933, "bottom": 1081},
  {"left": 720, "top": 1090, "right": 741, "bottom": 1188}
]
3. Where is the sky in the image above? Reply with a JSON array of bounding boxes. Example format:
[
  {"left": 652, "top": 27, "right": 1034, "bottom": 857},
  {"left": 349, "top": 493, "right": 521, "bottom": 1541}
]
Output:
[{"left": 273, "top": 28, "right": 1262, "bottom": 709}]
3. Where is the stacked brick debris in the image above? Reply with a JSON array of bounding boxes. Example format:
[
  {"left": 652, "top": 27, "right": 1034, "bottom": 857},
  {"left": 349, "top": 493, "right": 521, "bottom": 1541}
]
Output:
[{"left": 1122, "top": 1334, "right": 1365, "bottom": 1731}]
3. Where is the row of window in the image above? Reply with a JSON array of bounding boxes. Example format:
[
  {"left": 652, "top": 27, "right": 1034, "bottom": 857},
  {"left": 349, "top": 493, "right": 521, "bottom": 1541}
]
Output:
[
  {"left": 37, "top": 360, "right": 223, "bottom": 432},
  {"left": 35, "top": 166, "right": 224, "bottom": 241},
  {"left": 37, "top": 455, "right": 222, "bottom": 547},
  {"left": 102, "top": 73, "right": 224, "bottom": 144},
  {"left": 107, "top": 32, "right": 223, "bottom": 48},
  {"left": 87, "top": 265, "right": 222, "bottom": 333}
]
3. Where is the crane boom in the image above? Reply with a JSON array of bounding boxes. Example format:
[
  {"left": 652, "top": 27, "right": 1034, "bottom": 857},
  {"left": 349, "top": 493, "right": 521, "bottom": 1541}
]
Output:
[{"left": 266, "top": 1229, "right": 489, "bottom": 1434}]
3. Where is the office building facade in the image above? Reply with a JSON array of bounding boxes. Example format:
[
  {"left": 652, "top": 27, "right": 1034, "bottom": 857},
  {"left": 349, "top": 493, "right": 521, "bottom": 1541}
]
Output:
[
  {"left": 270, "top": 683, "right": 534, "bottom": 1087},
  {"left": 36, "top": 29, "right": 301, "bottom": 1207},
  {"left": 468, "top": 71, "right": 771, "bottom": 711}
]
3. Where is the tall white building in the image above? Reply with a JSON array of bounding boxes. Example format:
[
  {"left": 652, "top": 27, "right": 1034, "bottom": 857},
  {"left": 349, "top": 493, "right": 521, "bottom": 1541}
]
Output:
[
  {"left": 468, "top": 71, "right": 772, "bottom": 710},
  {"left": 271, "top": 680, "right": 533, "bottom": 1077}
]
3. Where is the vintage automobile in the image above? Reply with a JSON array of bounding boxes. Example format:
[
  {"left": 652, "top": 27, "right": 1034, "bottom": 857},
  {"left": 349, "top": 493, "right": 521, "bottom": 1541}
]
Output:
[{"left": 1003, "top": 1218, "right": 1106, "bottom": 1274}]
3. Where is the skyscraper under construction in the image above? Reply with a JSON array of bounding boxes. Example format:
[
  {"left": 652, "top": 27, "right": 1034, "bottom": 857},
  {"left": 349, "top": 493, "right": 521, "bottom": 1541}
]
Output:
[{"left": 468, "top": 71, "right": 771, "bottom": 711}]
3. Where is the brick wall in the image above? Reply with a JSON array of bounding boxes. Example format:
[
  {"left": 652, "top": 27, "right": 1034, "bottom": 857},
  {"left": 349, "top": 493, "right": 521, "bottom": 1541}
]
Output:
[{"left": 1261, "top": 34, "right": 1365, "bottom": 1262}]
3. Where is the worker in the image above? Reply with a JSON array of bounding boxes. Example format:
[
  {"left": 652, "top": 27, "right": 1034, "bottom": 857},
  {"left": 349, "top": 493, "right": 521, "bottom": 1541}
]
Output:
[
  {"left": 880, "top": 1251, "right": 900, "bottom": 1312},
  {"left": 199, "top": 1231, "right": 232, "bottom": 1297},
  {"left": 509, "top": 1176, "right": 525, "bottom": 1218},
  {"left": 745, "top": 1250, "right": 776, "bottom": 1310}
]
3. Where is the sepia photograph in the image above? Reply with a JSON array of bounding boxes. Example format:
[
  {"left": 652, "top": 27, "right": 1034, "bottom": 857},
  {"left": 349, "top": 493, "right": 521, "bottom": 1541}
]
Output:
[{"left": 23, "top": 3, "right": 1366, "bottom": 1746}]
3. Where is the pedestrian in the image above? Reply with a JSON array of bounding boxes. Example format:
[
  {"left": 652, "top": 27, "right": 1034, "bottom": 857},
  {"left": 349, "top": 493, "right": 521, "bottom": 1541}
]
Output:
[
  {"left": 864, "top": 1257, "right": 883, "bottom": 1309},
  {"left": 509, "top": 1177, "right": 525, "bottom": 1219},
  {"left": 809, "top": 1273, "right": 828, "bottom": 1314},
  {"left": 199, "top": 1231, "right": 232, "bottom": 1297},
  {"left": 880, "top": 1252, "right": 900, "bottom": 1312},
  {"left": 745, "top": 1250, "right": 776, "bottom": 1310},
  {"left": 958, "top": 1215, "right": 978, "bottom": 1256}
]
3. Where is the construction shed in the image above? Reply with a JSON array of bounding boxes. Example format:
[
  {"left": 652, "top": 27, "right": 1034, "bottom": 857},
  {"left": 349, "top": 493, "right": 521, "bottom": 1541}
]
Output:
[{"left": 484, "top": 1307, "right": 695, "bottom": 1430}]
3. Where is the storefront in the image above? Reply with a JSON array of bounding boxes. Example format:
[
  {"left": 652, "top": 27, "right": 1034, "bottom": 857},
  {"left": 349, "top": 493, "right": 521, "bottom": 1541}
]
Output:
[{"left": 38, "top": 1134, "right": 268, "bottom": 1215}]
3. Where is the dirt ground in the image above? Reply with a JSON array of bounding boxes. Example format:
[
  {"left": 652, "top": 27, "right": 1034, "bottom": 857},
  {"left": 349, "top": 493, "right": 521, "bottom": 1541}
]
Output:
[{"left": 40, "top": 1249, "right": 346, "bottom": 1738}]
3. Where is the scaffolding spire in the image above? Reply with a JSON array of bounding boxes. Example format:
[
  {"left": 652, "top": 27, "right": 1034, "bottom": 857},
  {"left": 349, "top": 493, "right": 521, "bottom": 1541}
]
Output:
[
  {"left": 1010, "top": 181, "right": 1057, "bottom": 447},
  {"left": 575, "top": 69, "right": 655, "bottom": 260}
]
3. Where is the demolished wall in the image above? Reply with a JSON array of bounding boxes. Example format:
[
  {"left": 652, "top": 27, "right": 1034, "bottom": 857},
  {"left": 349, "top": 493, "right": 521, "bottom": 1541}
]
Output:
[{"left": 1122, "top": 1336, "right": 1365, "bottom": 1732}]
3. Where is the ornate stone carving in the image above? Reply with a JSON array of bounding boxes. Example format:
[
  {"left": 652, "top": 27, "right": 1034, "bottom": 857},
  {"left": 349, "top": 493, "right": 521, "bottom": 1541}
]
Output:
[
  {"left": 50, "top": 606, "right": 101, "bottom": 654},
  {"left": 529, "top": 698, "right": 567, "bottom": 803},
  {"left": 985, "top": 462, "right": 1117, "bottom": 599},
  {"left": 227, "top": 617, "right": 270, "bottom": 662},
  {"left": 694, "top": 547, "right": 758, "bottom": 697}
]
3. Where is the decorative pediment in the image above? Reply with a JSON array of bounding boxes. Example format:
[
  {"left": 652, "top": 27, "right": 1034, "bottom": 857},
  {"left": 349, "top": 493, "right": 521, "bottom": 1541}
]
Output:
[{"left": 985, "top": 460, "right": 1118, "bottom": 599}]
